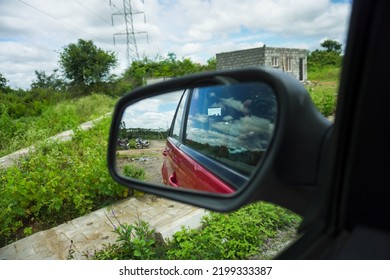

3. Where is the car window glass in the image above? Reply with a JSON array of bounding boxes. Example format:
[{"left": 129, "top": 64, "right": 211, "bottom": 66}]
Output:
[
  {"left": 171, "top": 90, "right": 188, "bottom": 140},
  {"left": 184, "top": 83, "right": 277, "bottom": 175}
]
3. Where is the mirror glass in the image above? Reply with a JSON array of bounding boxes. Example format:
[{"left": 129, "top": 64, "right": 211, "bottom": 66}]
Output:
[{"left": 115, "top": 82, "right": 277, "bottom": 195}]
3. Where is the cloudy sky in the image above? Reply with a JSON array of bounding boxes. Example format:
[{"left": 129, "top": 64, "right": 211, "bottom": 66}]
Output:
[
  {"left": 0, "top": 0, "right": 352, "bottom": 89},
  {"left": 122, "top": 90, "right": 183, "bottom": 130}
]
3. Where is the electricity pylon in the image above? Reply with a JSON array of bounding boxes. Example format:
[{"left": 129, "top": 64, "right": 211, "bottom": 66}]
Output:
[{"left": 111, "top": 0, "right": 148, "bottom": 66}]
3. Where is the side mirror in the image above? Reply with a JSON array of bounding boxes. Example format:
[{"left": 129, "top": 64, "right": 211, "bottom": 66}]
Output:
[
  {"left": 108, "top": 68, "right": 332, "bottom": 214},
  {"left": 114, "top": 81, "right": 277, "bottom": 194}
]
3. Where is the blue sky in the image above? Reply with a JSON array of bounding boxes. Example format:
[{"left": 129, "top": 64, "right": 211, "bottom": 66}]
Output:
[{"left": 0, "top": 0, "right": 352, "bottom": 89}]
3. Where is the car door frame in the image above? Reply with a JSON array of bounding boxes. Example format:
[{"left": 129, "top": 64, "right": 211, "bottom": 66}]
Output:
[
  {"left": 163, "top": 87, "right": 248, "bottom": 193},
  {"left": 277, "top": 0, "right": 390, "bottom": 259}
]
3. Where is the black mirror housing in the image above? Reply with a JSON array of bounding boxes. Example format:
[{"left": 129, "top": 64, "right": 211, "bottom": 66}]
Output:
[{"left": 107, "top": 68, "right": 332, "bottom": 215}]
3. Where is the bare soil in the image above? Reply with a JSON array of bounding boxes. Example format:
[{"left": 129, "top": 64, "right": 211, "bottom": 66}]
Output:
[{"left": 116, "top": 140, "right": 166, "bottom": 185}]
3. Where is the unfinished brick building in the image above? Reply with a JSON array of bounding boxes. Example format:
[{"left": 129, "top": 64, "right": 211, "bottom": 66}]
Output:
[{"left": 216, "top": 45, "right": 308, "bottom": 81}]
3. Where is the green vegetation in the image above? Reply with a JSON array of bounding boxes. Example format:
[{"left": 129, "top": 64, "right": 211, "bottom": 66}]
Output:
[
  {"left": 79, "top": 202, "right": 300, "bottom": 260},
  {"left": 119, "top": 127, "right": 169, "bottom": 142},
  {"left": 0, "top": 42, "right": 217, "bottom": 247},
  {"left": 31, "top": 69, "right": 66, "bottom": 91},
  {"left": 0, "top": 117, "right": 131, "bottom": 247},
  {"left": 0, "top": 37, "right": 339, "bottom": 256},
  {"left": 308, "top": 39, "right": 342, "bottom": 73},
  {"left": 122, "top": 164, "right": 146, "bottom": 181},
  {"left": 306, "top": 65, "right": 340, "bottom": 118},
  {"left": 305, "top": 39, "right": 342, "bottom": 117},
  {"left": 0, "top": 40, "right": 123, "bottom": 245},
  {"left": 123, "top": 54, "right": 216, "bottom": 89},
  {"left": 308, "top": 65, "right": 340, "bottom": 82},
  {"left": 0, "top": 93, "right": 116, "bottom": 157},
  {"left": 0, "top": 73, "right": 9, "bottom": 92},
  {"left": 306, "top": 81, "right": 338, "bottom": 117},
  {"left": 59, "top": 39, "right": 117, "bottom": 96}
]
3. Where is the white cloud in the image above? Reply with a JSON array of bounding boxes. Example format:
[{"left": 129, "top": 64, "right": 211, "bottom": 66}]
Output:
[
  {"left": 0, "top": 41, "right": 58, "bottom": 88},
  {"left": 122, "top": 90, "right": 183, "bottom": 130},
  {"left": 0, "top": 0, "right": 352, "bottom": 89},
  {"left": 182, "top": 43, "right": 204, "bottom": 57}
]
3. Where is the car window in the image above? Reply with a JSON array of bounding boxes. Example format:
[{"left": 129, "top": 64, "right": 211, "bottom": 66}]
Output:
[
  {"left": 171, "top": 90, "right": 188, "bottom": 140},
  {"left": 183, "top": 83, "right": 276, "bottom": 175}
]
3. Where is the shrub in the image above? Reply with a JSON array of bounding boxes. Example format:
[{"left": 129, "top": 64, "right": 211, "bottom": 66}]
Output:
[
  {"left": 0, "top": 117, "right": 132, "bottom": 246},
  {"left": 307, "top": 84, "right": 338, "bottom": 117}
]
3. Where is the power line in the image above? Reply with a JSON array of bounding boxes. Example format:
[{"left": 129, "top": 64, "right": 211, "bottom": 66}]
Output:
[
  {"left": 16, "top": 0, "right": 108, "bottom": 42},
  {"left": 108, "top": 0, "right": 122, "bottom": 13},
  {"left": 75, "top": 0, "right": 112, "bottom": 26}
]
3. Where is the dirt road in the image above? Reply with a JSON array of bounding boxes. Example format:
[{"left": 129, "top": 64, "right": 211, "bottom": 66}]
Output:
[{"left": 116, "top": 140, "right": 166, "bottom": 185}]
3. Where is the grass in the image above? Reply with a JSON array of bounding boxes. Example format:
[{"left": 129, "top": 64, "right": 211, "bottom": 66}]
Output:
[
  {"left": 306, "top": 82, "right": 338, "bottom": 117},
  {"left": 0, "top": 93, "right": 116, "bottom": 157},
  {"left": 308, "top": 66, "right": 341, "bottom": 82},
  {"left": 305, "top": 66, "right": 340, "bottom": 117}
]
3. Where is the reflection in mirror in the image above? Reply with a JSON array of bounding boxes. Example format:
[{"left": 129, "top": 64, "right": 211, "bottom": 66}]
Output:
[{"left": 115, "top": 82, "right": 277, "bottom": 195}]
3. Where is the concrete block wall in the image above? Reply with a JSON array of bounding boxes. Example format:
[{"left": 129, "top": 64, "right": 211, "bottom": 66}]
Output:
[
  {"left": 216, "top": 46, "right": 308, "bottom": 81},
  {"left": 216, "top": 47, "right": 265, "bottom": 70}
]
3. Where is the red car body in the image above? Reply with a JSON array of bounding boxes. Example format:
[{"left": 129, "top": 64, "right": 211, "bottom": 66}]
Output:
[
  {"left": 162, "top": 137, "right": 235, "bottom": 194},
  {"left": 161, "top": 83, "right": 276, "bottom": 194}
]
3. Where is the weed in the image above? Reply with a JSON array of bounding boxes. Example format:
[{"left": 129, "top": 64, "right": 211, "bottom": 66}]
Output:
[
  {"left": 85, "top": 209, "right": 160, "bottom": 260},
  {"left": 122, "top": 164, "right": 146, "bottom": 181},
  {"left": 84, "top": 202, "right": 301, "bottom": 260}
]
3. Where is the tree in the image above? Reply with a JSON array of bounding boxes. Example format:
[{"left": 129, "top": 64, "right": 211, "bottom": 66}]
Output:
[
  {"left": 59, "top": 39, "right": 117, "bottom": 91},
  {"left": 0, "top": 73, "right": 8, "bottom": 92},
  {"left": 205, "top": 57, "right": 217, "bottom": 71},
  {"left": 30, "top": 69, "right": 65, "bottom": 91},
  {"left": 123, "top": 54, "right": 218, "bottom": 90},
  {"left": 321, "top": 39, "right": 342, "bottom": 55},
  {"left": 308, "top": 39, "right": 343, "bottom": 70}
]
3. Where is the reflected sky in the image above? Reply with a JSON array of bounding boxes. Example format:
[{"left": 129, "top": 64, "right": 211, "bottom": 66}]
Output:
[
  {"left": 186, "top": 83, "right": 276, "bottom": 152},
  {"left": 122, "top": 90, "right": 184, "bottom": 130}
]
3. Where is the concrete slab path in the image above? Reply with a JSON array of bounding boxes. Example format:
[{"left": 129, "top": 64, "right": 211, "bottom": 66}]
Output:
[{"left": 0, "top": 195, "right": 206, "bottom": 260}]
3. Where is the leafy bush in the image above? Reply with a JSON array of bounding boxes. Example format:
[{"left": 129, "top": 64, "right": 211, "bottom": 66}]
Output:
[
  {"left": 308, "top": 85, "right": 337, "bottom": 117},
  {"left": 0, "top": 117, "right": 131, "bottom": 246},
  {"left": 0, "top": 88, "right": 71, "bottom": 119}
]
